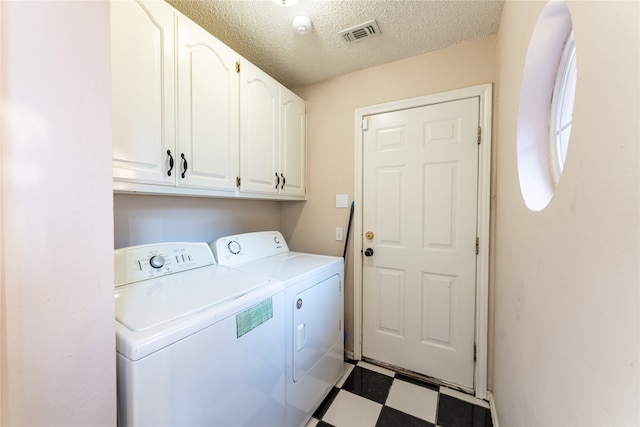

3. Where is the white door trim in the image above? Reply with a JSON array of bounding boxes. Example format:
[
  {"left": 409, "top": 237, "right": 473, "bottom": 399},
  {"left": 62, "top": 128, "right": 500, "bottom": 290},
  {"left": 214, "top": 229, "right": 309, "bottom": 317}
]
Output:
[{"left": 353, "top": 83, "right": 492, "bottom": 400}]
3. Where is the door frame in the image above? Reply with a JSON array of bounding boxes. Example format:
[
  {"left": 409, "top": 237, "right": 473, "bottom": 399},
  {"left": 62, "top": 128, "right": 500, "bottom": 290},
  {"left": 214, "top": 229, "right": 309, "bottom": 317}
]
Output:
[{"left": 353, "top": 83, "right": 492, "bottom": 399}]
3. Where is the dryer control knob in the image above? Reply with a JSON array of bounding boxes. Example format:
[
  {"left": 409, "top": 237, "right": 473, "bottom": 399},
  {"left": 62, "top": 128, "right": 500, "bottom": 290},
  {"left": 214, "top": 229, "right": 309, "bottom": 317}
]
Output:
[
  {"left": 149, "top": 255, "right": 165, "bottom": 269},
  {"left": 228, "top": 240, "right": 241, "bottom": 255}
]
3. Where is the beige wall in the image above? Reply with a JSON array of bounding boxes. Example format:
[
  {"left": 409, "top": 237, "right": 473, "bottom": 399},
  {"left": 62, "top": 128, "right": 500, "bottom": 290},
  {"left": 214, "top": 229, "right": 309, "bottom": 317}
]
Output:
[
  {"left": 0, "top": 1, "right": 116, "bottom": 425},
  {"left": 114, "top": 194, "right": 281, "bottom": 248},
  {"left": 282, "top": 35, "right": 497, "bottom": 355},
  {"left": 493, "top": 1, "right": 639, "bottom": 425}
]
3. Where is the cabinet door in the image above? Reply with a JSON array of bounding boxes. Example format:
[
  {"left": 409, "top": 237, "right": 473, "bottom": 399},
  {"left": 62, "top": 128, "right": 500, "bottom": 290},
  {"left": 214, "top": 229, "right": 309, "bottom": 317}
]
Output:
[
  {"left": 239, "top": 60, "right": 280, "bottom": 195},
  {"left": 112, "top": 0, "right": 175, "bottom": 185},
  {"left": 280, "top": 88, "right": 306, "bottom": 198},
  {"left": 176, "top": 15, "right": 239, "bottom": 192}
]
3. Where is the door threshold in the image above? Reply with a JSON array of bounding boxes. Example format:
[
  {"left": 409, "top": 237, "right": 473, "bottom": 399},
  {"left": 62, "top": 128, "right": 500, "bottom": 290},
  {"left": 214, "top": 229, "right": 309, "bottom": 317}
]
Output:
[{"left": 360, "top": 356, "right": 475, "bottom": 397}]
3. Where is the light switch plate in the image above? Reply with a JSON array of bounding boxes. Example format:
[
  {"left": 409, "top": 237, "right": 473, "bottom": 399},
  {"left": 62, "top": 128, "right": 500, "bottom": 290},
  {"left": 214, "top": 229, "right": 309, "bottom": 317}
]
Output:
[{"left": 336, "top": 194, "right": 349, "bottom": 208}]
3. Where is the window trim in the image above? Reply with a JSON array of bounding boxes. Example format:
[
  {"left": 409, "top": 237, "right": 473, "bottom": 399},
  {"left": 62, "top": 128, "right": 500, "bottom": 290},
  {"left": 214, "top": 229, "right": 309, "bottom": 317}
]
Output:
[{"left": 549, "top": 32, "right": 577, "bottom": 185}]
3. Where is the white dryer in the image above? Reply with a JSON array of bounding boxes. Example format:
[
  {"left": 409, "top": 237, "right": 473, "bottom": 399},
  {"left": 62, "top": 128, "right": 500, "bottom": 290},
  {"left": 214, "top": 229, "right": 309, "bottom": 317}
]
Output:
[
  {"left": 211, "top": 231, "right": 344, "bottom": 427},
  {"left": 114, "top": 242, "right": 285, "bottom": 427}
]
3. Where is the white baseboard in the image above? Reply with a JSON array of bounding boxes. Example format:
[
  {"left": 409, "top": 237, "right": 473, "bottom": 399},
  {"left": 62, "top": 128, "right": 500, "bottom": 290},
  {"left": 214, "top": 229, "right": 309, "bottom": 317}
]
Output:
[
  {"left": 344, "top": 350, "right": 355, "bottom": 361},
  {"left": 487, "top": 391, "right": 499, "bottom": 427}
]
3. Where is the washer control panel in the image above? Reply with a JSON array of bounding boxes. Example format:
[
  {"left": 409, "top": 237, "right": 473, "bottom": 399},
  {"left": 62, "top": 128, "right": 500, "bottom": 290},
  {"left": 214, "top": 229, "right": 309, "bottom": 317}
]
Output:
[
  {"left": 114, "top": 242, "right": 215, "bottom": 287},
  {"left": 211, "top": 231, "right": 289, "bottom": 266}
]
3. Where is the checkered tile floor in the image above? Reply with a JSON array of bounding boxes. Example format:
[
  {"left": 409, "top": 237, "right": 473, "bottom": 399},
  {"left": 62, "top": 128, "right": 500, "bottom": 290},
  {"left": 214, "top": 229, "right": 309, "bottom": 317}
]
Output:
[{"left": 305, "top": 360, "right": 493, "bottom": 427}]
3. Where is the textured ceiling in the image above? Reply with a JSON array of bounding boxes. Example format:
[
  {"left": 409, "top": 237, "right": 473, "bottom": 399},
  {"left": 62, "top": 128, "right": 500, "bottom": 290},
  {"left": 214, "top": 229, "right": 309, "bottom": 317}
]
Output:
[{"left": 168, "top": 0, "right": 504, "bottom": 89}]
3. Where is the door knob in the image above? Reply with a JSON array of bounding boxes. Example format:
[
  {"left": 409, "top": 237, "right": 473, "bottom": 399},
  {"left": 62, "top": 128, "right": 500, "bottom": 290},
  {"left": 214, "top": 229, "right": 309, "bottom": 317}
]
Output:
[
  {"left": 365, "top": 231, "right": 374, "bottom": 240},
  {"left": 364, "top": 248, "right": 374, "bottom": 257}
]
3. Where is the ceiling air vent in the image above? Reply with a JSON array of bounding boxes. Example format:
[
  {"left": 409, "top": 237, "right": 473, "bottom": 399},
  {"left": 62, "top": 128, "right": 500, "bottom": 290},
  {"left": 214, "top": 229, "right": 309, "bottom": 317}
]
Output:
[{"left": 339, "top": 20, "right": 381, "bottom": 44}]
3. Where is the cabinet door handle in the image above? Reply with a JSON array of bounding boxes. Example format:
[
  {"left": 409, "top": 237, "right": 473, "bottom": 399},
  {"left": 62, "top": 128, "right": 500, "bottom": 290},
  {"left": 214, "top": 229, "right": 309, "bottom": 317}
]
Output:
[
  {"left": 167, "top": 150, "right": 174, "bottom": 176},
  {"left": 280, "top": 173, "right": 285, "bottom": 190},
  {"left": 180, "top": 153, "right": 188, "bottom": 178},
  {"left": 275, "top": 172, "right": 280, "bottom": 189}
]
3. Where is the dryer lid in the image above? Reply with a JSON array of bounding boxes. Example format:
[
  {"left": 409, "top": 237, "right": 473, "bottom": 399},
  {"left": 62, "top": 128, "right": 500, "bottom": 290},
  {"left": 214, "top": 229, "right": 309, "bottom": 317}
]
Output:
[
  {"left": 231, "top": 252, "right": 343, "bottom": 284},
  {"left": 115, "top": 264, "right": 270, "bottom": 332}
]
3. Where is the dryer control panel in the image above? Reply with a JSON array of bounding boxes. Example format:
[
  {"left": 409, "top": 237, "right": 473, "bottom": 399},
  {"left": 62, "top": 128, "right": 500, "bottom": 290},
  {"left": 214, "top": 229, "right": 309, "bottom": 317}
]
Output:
[
  {"left": 212, "top": 231, "right": 289, "bottom": 266},
  {"left": 114, "top": 242, "right": 215, "bottom": 287}
]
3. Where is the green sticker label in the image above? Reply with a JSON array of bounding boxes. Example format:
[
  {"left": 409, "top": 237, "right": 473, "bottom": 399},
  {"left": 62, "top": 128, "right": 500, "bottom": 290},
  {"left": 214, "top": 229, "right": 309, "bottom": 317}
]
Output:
[{"left": 236, "top": 298, "right": 273, "bottom": 338}]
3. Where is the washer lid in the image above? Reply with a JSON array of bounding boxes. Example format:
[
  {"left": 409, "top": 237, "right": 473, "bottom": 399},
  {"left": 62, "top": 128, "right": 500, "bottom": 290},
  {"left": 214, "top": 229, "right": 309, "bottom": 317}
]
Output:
[{"left": 115, "top": 264, "right": 270, "bottom": 332}]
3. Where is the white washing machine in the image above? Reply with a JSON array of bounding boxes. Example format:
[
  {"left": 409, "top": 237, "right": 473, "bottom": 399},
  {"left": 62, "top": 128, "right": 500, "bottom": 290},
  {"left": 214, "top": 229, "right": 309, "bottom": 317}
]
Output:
[
  {"left": 211, "top": 231, "right": 344, "bottom": 427},
  {"left": 114, "top": 242, "right": 286, "bottom": 427}
]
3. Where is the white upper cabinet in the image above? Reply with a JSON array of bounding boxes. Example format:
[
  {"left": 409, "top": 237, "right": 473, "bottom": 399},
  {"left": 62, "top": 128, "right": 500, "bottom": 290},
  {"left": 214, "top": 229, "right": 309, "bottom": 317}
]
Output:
[
  {"left": 239, "top": 59, "right": 280, "bottom": 195},
  {"left": 112, "top": 0, "right": 175, "bottom": 186},
  {"left": 240, "top": 60, "right": 306, "bottom": 199},
  {"left": 280, "top": 87, "right": 307, "bottom": 198},
  {"left": 112, "top": 0, "right": 305, "bottom": 200},
  {"left": 176, "top": 14, "right": 239, "bottom": 192}
]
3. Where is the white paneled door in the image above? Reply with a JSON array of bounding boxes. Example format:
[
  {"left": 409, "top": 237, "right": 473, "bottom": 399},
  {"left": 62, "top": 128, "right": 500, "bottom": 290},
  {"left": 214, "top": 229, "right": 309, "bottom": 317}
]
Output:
[{"left": 362, "top": 97, "right": 480, "bottom": 390}]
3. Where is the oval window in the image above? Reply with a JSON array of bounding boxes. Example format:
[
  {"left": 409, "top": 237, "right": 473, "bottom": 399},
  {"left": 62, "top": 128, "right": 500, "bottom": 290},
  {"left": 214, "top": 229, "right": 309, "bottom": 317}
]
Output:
[{"left": 517, "top": 1, "right": 577, "bottom": 211}]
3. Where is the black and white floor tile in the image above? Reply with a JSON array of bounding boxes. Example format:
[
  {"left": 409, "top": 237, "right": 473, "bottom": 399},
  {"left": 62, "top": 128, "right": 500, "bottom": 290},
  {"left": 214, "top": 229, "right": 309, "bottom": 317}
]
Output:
[{"left": 306, "top": 360, "right": 493, "bottom": 427}]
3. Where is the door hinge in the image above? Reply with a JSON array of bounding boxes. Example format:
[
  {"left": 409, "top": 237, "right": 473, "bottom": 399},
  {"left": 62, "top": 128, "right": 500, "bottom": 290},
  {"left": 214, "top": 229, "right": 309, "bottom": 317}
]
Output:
[
  {"left": 474, "top": 344, "right": 477, "bottom": 362},
  {"left": 236, "top": 176, "right": 241, "bottom": 187},
  {"left": 477, "top": 127, "right": 481, "bottom": 145},
  {"left": 475, "top": 237, "right": 479, "bottom": 255},
  {"left": 236, "top": 61, "right": 240, "bottom": 73}
]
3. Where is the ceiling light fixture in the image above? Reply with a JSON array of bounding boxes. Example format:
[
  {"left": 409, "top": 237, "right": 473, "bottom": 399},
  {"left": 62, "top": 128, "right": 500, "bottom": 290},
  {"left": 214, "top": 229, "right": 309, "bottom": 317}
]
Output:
[
  {"left": 272, "top": 0, "right": 299, "bottom": 6},
  {"left": 292, "top": 16, "right": 312, "bottom": 35}
]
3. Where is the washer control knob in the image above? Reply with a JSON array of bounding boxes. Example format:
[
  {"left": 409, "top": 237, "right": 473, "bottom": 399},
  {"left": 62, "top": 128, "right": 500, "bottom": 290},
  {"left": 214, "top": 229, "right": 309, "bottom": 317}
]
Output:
[
  {"left": 228, "top": 240, "right": 241, "bottom": 255},
  {"left": 149, "top": 255, "right": 165, "bottom": 269}
]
